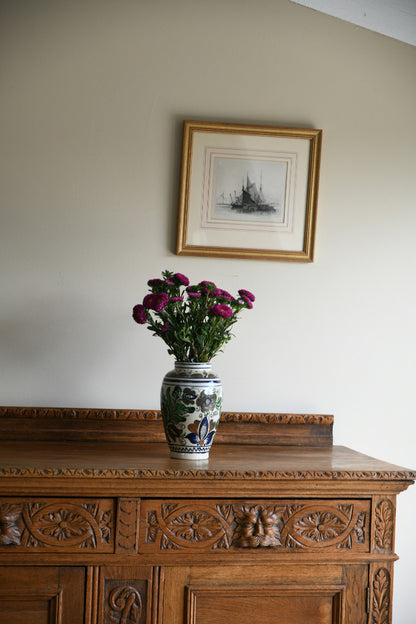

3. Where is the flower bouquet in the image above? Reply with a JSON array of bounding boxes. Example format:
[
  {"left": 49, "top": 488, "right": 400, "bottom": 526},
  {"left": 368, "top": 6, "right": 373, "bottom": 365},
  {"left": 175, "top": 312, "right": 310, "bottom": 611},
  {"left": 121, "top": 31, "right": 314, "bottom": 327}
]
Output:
[
  {"left": 132, "top": 270, "right": 255, "bottom": 459},
  {"left": 132, "top": 270, "right": 255, "bottom": 362}
]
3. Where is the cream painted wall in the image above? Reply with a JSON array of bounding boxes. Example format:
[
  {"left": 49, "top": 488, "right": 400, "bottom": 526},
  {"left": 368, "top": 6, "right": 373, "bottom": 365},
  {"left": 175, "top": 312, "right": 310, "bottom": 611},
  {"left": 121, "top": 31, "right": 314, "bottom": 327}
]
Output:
[{"left": 1, "top": 1, "right": 415, "bottom": 620}]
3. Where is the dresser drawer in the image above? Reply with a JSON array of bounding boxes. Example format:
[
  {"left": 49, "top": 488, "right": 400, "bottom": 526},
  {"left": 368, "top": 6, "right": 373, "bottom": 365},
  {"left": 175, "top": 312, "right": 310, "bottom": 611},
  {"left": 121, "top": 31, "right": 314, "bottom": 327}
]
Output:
[
  {"left": 0, "top": 498, "right": 114, "bottom": 552},
  {"left": 139, "top": 499, "right": 370, "bottom": 554}
]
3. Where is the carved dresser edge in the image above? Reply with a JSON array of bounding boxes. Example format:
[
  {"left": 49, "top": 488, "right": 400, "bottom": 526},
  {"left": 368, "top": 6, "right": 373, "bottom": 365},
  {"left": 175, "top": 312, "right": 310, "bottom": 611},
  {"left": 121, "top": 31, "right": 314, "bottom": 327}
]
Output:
[
  {"left": 0, "top": 407, "right": 333, "bottom": 426},
  {"left": 0, "top": 467, "right": 415, "bottom": 480}
]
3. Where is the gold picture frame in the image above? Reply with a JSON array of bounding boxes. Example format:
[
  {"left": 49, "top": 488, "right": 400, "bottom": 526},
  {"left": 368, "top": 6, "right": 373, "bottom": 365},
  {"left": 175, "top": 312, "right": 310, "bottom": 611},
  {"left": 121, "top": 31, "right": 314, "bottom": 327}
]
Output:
[{"left": 176, "top": 120, "right": 322, "bottom": 262}]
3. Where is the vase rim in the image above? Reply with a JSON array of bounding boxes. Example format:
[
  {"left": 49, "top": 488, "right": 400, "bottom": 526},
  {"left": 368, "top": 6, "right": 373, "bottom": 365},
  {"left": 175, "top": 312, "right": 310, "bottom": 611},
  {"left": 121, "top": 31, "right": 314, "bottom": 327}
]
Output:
[{"left": 174, "top": 360, "right": 212, "bottom": 366}]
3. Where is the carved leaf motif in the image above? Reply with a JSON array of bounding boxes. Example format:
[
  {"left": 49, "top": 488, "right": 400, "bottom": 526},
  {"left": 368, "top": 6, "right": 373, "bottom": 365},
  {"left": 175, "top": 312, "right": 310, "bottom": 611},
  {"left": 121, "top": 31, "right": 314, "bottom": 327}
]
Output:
[
  {"left": 108, "top": 585, "right": 142, "bottom": 624},
  {"left": 99, "top": 510, "right": 113, "bottom": 543},
  {"left": 354, "top": 512, "right": 366, "bottom": 544},
  {"left": 375, "top": 501, "right": 393, "bottom": 551},
  {"left": 372, "top": 568, "right": 390, "bottom": 624},
  {"left": 161, "top": 534, "right": 178, "bottom": 550},
  {"left": 145, "top": 511, "right": 159, "bottom": 544},
  {"left": 0, "top": 504, "right": 22, "bottom": 545},
  {"left": 117, "top": 500, "right": 138, "bottom": 553}
]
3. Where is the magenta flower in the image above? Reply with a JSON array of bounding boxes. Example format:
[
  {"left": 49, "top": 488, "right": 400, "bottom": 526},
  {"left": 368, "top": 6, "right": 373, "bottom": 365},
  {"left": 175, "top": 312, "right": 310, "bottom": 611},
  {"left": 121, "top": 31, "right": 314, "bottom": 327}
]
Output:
[
  {"left": 199, "top": 280, "right": 216, "bottom": 290},
  {"left": 143, "top": 292, "right": 169, "bottom": 312},
  {"left": 147, "top": 278, "right": 164, "bottom": 287},
  {"left": 217, "top": 289, "right": 234, "bottom": 300},
  {"left": 209, "top": 304, "right": 233, "bottom": 318},
  {"left": 238, "top": 289, "right": 255, "bottom": 302},
  {"left": 132, "top": 270, "right": 254, "bottom": 362},
  {"left": 132, "top": 304, "right": 147, "bottom": 324},
  {"left": 240, "top": 295, "right": 253, "bottom": 309},
  {"left": 173, "top": 273, "right": 189, "bottom": 286}
]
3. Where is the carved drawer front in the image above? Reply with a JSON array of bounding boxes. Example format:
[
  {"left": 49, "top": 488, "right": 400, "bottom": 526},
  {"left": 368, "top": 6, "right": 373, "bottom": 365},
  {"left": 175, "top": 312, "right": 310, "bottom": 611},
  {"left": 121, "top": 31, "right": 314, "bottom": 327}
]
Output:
[
  {"left": 0, "top": 497, "right": 114, "bottom": 552},
  {"left": 139, "top": 499, "right": 370, "bottom": 554}
]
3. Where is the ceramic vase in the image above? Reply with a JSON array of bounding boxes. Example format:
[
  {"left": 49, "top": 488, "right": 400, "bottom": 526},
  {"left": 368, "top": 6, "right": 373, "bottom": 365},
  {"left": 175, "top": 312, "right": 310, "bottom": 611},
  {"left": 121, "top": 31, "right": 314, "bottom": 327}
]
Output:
[{"left": 160, "top": 361, "right": 222, "bottom": 460}]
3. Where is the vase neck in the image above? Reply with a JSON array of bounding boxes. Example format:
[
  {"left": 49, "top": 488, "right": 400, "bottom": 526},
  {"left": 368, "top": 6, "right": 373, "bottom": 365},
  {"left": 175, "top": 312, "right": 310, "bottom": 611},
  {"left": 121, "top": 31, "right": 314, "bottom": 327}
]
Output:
[{"left": 174, "top": 361, "right": 212, "bottom": 372}]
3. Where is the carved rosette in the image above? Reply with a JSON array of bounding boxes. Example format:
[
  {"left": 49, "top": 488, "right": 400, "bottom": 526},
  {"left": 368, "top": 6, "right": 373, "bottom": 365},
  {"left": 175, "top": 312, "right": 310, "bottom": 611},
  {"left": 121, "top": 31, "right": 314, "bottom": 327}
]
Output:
[
  {"left": 374, "top": 500, "right": 394, "bottom": 552},
  {"left": 0, "top": 499, "right": 114, "bottom": 551},
  {"left": 371, "top": 568, "right": 391, "bottom": 624},
  {"left": 140, "top": 500, "right": 369, "bottom": 553}
]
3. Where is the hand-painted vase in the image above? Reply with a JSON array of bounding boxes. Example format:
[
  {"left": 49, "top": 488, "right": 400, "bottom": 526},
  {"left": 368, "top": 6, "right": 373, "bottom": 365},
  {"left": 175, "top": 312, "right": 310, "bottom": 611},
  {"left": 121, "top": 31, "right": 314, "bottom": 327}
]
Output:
[{"left": 160, "top": 361, "right": 222, "bottom": 460}]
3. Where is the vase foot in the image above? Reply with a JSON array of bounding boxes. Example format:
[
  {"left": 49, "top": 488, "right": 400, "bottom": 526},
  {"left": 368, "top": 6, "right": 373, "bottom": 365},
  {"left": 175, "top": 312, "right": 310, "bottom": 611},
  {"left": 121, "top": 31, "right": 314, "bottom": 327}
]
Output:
[{"left": 169, "top": 450, "right": 210, "bottom": 460}]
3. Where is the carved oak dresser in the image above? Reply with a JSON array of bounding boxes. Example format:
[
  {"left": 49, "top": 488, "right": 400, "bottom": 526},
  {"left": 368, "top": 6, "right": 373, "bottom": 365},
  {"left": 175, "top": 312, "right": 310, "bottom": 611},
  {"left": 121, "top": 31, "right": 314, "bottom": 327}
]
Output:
[{"left": 0, "top": 407, "right": 414, "bottom": 624}]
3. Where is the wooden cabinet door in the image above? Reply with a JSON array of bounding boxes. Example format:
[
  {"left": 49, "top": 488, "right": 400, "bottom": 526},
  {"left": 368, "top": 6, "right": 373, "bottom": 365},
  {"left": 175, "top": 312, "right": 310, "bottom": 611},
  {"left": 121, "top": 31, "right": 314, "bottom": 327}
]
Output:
[
  {"left": 160, "top": 563, "right": 368, "bottom": 624},
  {"left": 0, "top": 567, "right": 85, "bottom": 624}
]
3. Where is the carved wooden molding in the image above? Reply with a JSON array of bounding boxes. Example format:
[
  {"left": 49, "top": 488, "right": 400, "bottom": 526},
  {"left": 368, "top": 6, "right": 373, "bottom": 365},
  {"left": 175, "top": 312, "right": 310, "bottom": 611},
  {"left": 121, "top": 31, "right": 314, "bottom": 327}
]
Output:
[
  {"left": 0, "top": 406, "right": 333, "bottom": 425},
  {"left": 1, "top": 466, "right": 414, "bottom": 480},
  {"left": 140, "top": 500, "right": 369, "bottom": 552},
  {"left": 0, "top": 406, "right": 161, "bottom": 421},
  {"left": 0, "top": 499, "right": 114, "bottom": 551},
  {"left": 371, "top": 568, "right": 391, "bottom": 624},
  {"left": 374, "top": 500, "right": 394, "bottom": 552}
]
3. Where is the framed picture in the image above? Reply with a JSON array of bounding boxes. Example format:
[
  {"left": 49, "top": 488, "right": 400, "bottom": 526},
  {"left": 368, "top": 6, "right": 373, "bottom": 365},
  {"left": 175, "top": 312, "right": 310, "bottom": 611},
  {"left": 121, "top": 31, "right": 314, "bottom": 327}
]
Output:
[{"left": 176, "top": 120, "right": 322, "bottom": 262}]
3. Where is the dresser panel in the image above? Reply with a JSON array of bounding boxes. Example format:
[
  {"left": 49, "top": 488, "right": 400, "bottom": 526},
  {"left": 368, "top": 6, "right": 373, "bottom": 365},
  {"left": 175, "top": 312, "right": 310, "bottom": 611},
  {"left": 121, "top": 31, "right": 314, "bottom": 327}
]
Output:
[
  {"left": 0, "top": 498, "right": 114, "bottom": 552},
  {"left": 139, "top": 498, "right": 370, "bottom": 554}
]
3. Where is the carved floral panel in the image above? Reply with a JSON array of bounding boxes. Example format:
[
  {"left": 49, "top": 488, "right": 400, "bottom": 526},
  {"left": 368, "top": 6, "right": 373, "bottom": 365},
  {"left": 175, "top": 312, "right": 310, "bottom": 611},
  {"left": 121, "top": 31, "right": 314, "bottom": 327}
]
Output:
[
  {"left": 370, "top": 567, "right": 391, "bottom": 624},
  {"left": 374, "top": 499, "right": 394, "bottom": 552},
  {"left": 0, "top": 498, "right": 114, "bottom": 551},
  {"left": 139, "top": 499, "right": 370, "bottom": 553}
]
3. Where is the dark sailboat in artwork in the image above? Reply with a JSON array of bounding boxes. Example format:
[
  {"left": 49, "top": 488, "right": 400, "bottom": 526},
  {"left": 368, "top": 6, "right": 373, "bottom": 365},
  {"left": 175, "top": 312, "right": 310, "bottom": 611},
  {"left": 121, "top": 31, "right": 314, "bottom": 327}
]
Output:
[{"left": 230, "top": 174, "right": 276, "bottom": 214}]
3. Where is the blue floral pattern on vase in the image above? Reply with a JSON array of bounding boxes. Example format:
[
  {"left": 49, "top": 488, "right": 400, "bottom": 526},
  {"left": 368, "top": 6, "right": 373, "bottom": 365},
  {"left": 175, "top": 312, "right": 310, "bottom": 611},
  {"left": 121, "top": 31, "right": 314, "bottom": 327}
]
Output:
[{"left": 160, "top": 362, "right": 222, "bottom": 459}]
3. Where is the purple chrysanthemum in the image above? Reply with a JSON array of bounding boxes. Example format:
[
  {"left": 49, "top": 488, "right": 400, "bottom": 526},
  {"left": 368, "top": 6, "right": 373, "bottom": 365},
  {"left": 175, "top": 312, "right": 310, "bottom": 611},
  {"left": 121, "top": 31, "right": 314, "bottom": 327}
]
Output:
[
  {"left": 147, "top": 278, "right": 163, "bottom": 287},
  {"left": 238, "top": 289, "right": 255, "bottom": 302},
  {"left": 173, "top": 272, "right": 189, "bottom": 286},
  {"left": 209, "top": 303, "right": 233, "bottom": 318},
  {"left": 160, "top": 321, "right": 171, "bottom": 333},
  {"left": 143, "top": 292, "right": 169, "bottom": 312},
  {"left": 208, "top": 288, "right": 223, "bottom": 297},
  {"left": 217, "top": 288, "right": 234, "bottom": 300},
  {"left": 187, "top": 291, "right": 202, "bottom": 298},
  {"left": 169, "top": 296, "right": 183, "bottom": 303},
  {"left": 239, "top": 295, "right": 253, "bottom": 309},
  {"left": 132, "top": 304, "right": 147, "bottom": 324}
]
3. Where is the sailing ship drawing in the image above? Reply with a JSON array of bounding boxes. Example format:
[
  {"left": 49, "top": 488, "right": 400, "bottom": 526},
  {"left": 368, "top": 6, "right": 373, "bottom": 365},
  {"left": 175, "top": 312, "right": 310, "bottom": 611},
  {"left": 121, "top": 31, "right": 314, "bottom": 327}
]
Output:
[
  {"left": 228, "top": 174, "right": 276, "bottom": 214},
  {"left": 211, "top": 157, "right": 287, "bottom": 226}
]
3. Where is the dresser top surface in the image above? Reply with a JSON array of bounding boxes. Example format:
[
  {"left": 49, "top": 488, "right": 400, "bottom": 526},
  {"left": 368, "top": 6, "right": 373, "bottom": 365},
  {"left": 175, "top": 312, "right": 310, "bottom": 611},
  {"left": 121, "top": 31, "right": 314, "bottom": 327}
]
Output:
[
  {"left": 0, "top": 408, "right": 414, "bottom": 497},
  {"left": 0, "top": 439, "right": 414, "bottom": 481}
]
